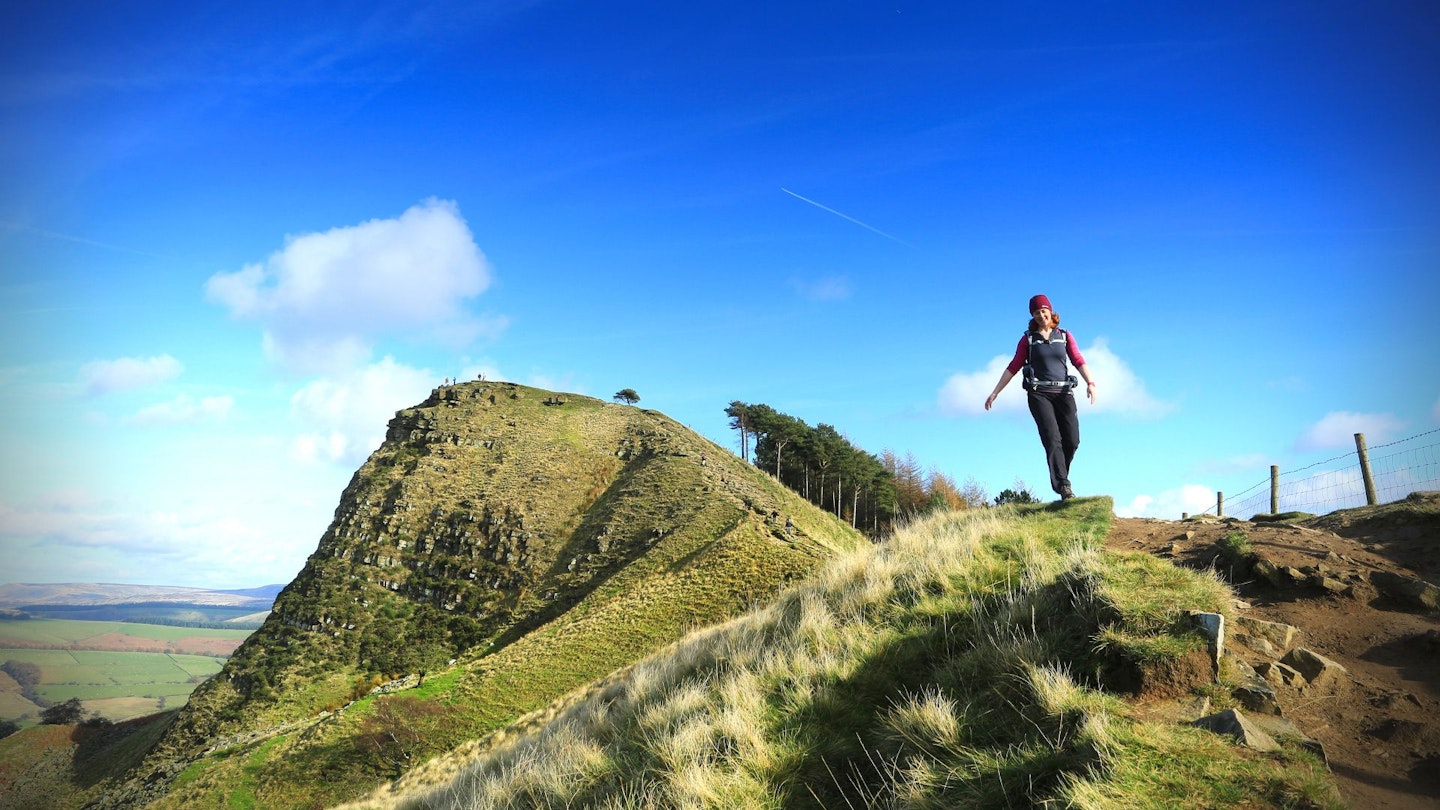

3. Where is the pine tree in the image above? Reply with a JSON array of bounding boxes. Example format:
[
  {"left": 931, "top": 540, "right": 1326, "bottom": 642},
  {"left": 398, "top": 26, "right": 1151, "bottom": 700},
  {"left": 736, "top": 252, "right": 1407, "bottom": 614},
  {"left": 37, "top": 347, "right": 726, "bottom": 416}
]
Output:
[
  {"left": 724, "top": 401, "right": 753, "bottom": 462},
  {"left": 927, "top": 468, "right": 965, "bottom": 512}
]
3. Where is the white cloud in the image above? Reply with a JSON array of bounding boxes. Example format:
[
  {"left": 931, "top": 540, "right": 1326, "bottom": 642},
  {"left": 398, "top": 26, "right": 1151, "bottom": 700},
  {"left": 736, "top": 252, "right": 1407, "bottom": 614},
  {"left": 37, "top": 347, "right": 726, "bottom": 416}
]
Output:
[
  {"left": 1295, "top": 411, "right": 1405, "bottom": 451},
  {"left": 790, "top": 275, "right": 852, "bottom": 302},
  {"left": 289, "top": 356, "right": 436, "bottom": 466},
  {"left": 939, "top": 354, "right": 1021, "bottom": 416},
  {"left": 1115, "top": 484, "right": 1215, "bottom": 519},
  {"left": 0, "top": 489, "right": 122, "bottom": 549},
  {"left": 937, "top": 337, "right": 1170, "bottom": 419},
  {"left": 205, "top": 199, "right": 494, "bottom": 373},
  {"left": 129, "top": 394, "right": 234, "bottom": 426},
  {"left": 292, "top": 432, "right": 352, "bottom": 465},
  {"left": 1193, "top": 453, "right": 1271, "bottom": 476},
  {"left": 0, "top": 490, "right": 256, "bottom": 564},
  {"left": 1079, "top": 339, "right": 1170, "bottom": 418},
  {"left": 78, "top": 354, "right": 182, "bottom": 395},
  {"left": 0, "top": 490, "right": 279, "bottom": 587}
]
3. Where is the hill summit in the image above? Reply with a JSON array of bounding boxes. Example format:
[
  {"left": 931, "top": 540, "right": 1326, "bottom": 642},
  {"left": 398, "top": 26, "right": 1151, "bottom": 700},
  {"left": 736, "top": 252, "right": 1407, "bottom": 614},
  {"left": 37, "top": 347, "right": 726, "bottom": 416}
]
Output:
[{"left": 104, "top": 381, "right": 864, "bottom": 806}]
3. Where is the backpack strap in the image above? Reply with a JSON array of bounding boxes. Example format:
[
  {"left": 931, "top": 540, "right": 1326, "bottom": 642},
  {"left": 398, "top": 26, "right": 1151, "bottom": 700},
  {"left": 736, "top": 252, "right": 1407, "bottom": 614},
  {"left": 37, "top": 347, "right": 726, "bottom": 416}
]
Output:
[
  {"left": 1022, "top": 330, "right": 1035, "bottom": 388},
  {"left": 1024, "top": 328, "right": 1066, "bottom": 361}
]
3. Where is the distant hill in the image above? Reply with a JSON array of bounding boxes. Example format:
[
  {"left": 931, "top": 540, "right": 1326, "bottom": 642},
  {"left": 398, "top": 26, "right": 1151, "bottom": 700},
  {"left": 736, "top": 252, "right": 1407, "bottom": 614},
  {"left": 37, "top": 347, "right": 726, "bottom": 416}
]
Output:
[
  {"left": 0, "top": 583, "right": 282, "bottom": 610},
  {"left": 0, "top": 583, "right": 281, "bottom": 625},
  {"left": 210, "top": 585, "right": 285, "bottom": 601}
]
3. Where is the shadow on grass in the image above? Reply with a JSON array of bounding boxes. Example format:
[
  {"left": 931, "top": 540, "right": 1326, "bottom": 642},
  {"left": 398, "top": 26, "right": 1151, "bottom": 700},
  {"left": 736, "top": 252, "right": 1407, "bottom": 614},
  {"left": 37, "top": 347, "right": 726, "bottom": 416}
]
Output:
[
  {"left": 773, "top": 576, "right": 1106, "bottom": 809},
  {"left": 70, "top": 710, "right": 177, "bottom": 789}
]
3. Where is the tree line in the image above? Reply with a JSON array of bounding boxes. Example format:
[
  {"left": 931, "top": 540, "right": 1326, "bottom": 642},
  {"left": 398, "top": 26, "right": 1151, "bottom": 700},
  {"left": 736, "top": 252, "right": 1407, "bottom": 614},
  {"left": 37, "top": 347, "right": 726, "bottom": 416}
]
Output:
[{"left": 725, "top": 401, "right": 1033, "bottom": 536}]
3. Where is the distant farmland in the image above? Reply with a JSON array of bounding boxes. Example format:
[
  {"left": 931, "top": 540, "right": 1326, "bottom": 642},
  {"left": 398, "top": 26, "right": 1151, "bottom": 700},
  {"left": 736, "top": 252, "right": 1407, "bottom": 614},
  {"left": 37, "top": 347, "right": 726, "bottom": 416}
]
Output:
[
  {"left": 0, "top": 618, "right": 255, "bottom": 725},
  {"left": 13, "top": 601, "right": 268, "bottom": 627}
]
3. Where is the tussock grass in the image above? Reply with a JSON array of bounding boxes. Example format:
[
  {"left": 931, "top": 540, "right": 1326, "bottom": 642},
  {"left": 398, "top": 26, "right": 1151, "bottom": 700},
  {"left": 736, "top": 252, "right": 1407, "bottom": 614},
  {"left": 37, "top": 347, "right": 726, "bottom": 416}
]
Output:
[
  {"left": 1218, "top": 529, "right": 1254, "bottom": 561},
  {"left": 347, "top": 498, "right": 1336, "bottom": 810}
]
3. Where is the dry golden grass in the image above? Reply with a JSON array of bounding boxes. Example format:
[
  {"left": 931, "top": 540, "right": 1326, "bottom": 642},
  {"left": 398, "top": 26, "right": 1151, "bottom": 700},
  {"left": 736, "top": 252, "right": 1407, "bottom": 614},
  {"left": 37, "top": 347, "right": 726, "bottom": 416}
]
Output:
[{"left": 341, "top": 498, "right": 1335, "bottom": 810}]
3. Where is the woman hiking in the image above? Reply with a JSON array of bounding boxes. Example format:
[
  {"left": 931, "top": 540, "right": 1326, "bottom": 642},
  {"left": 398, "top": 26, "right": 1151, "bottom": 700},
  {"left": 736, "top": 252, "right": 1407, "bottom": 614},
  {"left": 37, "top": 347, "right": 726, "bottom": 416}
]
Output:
[{"left": 984, "top": 294, "right": 1097, "bottom": 500}]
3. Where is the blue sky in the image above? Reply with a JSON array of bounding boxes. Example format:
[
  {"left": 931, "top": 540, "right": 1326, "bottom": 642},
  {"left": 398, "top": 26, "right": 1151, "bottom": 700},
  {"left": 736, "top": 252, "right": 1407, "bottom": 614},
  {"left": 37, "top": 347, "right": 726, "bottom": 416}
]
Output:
[{"left": 2, "top": 1, "right": 1437, "bottom": 589}]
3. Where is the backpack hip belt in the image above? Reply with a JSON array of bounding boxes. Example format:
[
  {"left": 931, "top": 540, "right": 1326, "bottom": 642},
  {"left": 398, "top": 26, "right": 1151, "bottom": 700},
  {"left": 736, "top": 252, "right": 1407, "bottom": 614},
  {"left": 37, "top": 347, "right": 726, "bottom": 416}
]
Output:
[{"left": 1023, "top": 376, "right": 1078, "bottom": 392}]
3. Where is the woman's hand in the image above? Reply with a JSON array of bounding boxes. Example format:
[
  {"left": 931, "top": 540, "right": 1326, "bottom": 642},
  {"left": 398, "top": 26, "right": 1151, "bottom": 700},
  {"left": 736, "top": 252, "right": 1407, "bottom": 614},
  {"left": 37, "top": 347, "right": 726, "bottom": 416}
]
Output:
[
  {"left": 1086, "top": 380, "right": 1097, "bottom": 405},
  {"left": 985, "top": 369, "right": 1015, "bottom": 412}
]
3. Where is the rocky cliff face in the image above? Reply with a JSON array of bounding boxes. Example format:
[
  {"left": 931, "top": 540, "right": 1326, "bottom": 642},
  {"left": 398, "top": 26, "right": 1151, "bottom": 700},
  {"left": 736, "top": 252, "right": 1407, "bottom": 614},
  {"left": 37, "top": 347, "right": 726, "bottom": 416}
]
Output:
[{"left": 150, "top": 381, "right": 861, "bottom": 764}]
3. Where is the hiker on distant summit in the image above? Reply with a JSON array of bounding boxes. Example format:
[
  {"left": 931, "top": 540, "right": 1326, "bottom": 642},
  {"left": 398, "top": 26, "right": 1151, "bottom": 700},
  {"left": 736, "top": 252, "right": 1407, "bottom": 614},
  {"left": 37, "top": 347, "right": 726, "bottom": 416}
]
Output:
[{"left": 984, "top": 294, "right": 1096, "bottom": 501}]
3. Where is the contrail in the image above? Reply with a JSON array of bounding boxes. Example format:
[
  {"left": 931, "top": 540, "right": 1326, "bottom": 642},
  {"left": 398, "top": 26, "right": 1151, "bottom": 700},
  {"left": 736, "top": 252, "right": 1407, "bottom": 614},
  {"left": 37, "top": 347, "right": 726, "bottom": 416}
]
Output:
[
  {"left": 781, "top": 188, "right": 915, "bottom": 249},
  {"left": 0, "top": 220, "right": 168, "bottom": 258}
]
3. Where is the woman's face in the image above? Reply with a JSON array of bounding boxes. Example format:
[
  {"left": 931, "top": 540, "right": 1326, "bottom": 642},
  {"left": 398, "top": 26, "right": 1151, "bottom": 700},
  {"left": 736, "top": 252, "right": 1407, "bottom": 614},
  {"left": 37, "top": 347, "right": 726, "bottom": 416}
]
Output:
[{"left": 1033, "top": 307, "right": 1054, "bottom": 328}]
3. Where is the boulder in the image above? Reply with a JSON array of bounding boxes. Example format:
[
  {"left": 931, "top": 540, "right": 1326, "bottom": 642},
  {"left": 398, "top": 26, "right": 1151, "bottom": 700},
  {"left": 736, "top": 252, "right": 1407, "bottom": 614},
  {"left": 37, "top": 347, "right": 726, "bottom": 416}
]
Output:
[
  {"left": 1256, "top": 661, "right": 1306, "bottom": 688},
  {"left": 1234, "top": 616, "right": 1301, "bottom": 651},
  {"left": 1233, "top": 679, "right": 1283, "bottom": 715},
  {"left": 1311, "top": 574, "right": 1351, "bottom": 596},
  {"left": 1248, "top": 715, "right": 1329, "bottom": 767},
  {"left": 1230, "top": 661, "right": 1283, "bottom": 715},
  {"left": 1189, "top": 611, "right": 1225, "bottom": 667},
  {"left": 1370, "top": 571, "right": 1440, "bottom": 612},
  {"left": 1192, "top": 708, "right": 1280, "bottom": 752},
  {"left": 1280, "top": 648, "right": 1349, "bottom": 690},
  {"left": 1232, "top": 632, "right": 1280, "bottom": 658}
]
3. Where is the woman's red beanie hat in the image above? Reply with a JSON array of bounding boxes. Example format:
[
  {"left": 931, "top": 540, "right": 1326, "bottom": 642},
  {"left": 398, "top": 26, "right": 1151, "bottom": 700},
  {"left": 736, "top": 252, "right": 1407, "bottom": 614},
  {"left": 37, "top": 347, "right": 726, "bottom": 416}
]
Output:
[{"left": 1029, "top": 294, "right": 1053, "bottom": 313}]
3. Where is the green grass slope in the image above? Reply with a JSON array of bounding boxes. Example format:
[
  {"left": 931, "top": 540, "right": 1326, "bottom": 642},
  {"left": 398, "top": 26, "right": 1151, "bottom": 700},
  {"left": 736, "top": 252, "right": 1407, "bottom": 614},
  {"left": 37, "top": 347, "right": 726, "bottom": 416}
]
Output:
[
  {"left": 0, "top": 713, "right": 174, "bottom": 810},
  {"left": 83, "top": 383, "right": 864, "bottom": 809},
  {"left": 350, "top": 498, "right": 1339, "bottom": 810}
]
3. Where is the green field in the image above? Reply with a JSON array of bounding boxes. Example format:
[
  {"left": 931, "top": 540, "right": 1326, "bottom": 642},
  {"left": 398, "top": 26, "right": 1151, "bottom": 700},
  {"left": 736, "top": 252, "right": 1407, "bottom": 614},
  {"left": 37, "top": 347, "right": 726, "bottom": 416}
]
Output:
[
  {"left": 0, "top": 618, "right": 252, "bottom": 646},
  {"left": 1, "top": 618, "right": 252, "bottom": 725}
]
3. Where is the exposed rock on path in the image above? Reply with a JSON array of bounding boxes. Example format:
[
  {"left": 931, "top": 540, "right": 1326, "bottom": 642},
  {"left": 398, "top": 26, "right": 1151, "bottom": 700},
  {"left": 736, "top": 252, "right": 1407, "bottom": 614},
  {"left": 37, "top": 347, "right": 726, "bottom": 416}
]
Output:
[{"left": 1106, "top": 495, "right": 1440, "bottom": 810}]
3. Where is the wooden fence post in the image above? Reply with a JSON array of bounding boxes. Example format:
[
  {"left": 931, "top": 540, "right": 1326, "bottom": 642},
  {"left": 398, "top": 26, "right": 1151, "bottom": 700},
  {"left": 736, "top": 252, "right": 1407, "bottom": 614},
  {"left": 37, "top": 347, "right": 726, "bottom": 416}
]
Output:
[
  {"left": 1217, "top": 491, "right": 1224, "bottom": 518},
  {"left": 1355, "top": 433, "right": 1378, "bottom": 506},
  {"left": 1270, "top": 465, "right": 1279, "bottom": 515}
]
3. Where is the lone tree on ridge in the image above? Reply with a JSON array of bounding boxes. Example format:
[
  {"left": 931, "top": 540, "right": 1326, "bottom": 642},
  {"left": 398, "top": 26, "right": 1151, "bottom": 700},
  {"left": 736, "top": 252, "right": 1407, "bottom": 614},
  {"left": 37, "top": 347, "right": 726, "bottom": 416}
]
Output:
[{"left": 613, "top": 389, "right": 640, "bottom": 405}]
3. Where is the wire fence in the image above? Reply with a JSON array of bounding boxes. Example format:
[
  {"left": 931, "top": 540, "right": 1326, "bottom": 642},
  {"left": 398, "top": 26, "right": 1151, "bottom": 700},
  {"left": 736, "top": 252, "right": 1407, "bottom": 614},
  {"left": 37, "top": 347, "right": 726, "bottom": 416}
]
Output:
[{"left": 1196, "top": 428, "right": 1440, "bottom": 520}]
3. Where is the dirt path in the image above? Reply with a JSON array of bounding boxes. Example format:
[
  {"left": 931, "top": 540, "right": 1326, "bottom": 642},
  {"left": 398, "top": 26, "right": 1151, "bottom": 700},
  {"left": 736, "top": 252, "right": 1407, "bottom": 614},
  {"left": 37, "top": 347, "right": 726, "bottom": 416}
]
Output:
[{"left": 1104, "top": 497, "right": 1440, "bottom": 810}]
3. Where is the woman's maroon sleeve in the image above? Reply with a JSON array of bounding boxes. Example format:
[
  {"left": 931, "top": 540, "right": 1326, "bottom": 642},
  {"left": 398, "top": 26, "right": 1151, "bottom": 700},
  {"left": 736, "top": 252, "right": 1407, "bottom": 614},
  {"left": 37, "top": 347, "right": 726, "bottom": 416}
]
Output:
[
  {"left": 1067, "top": 332, "right": 1086, "bottom": 367},
  {"left": 1005, "top": 336, "right": 1029, "bottom": 375}
]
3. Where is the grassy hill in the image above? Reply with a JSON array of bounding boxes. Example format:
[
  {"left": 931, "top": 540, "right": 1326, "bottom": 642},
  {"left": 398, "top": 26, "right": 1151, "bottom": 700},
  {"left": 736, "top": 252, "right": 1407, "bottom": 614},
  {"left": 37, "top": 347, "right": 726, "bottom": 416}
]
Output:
[
  {"left": 69, "top": 383, "right": 866, "bottom": 809},
  {"left": 345, "top": 498, "right": 1339, "bottom": 809}
]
